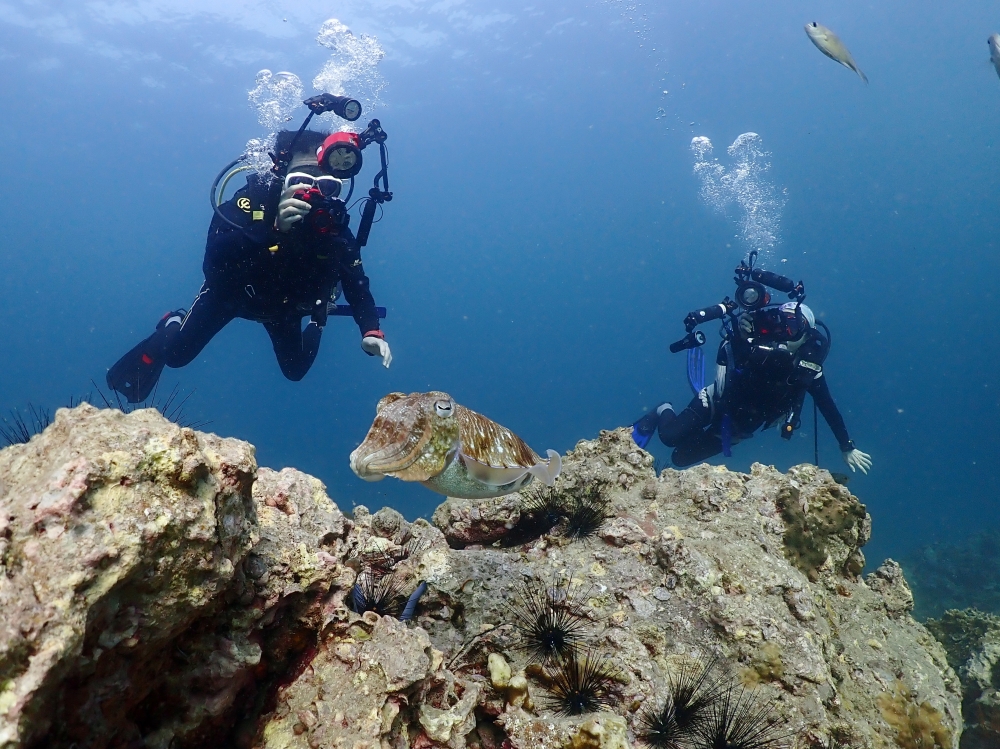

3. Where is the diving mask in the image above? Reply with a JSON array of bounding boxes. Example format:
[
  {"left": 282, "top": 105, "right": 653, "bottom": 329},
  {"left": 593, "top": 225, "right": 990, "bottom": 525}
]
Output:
[{"left": 284, "top": 172, "right": 343, "bottom": 198}]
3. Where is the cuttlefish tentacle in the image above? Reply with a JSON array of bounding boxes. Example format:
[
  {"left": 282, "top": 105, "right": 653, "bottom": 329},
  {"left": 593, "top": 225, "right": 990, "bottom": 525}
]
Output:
[
  {"left": 350, "top": 391, "right": 460, "bottom": 482},
  {"left": 351, "top": 393, "right": 459, "bottom": 481}
]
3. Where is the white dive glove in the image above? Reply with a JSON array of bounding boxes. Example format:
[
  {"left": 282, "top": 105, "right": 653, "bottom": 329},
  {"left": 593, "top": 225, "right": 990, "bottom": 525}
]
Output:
[
  {"left": 275, "top": 185, "right": 312, "bottom": 232},
  {"left": 842, "top": 446, "right": 872, "bottom": 474},
  {"left": 361, "top": 334, "right": 392, "bottom": 368}
]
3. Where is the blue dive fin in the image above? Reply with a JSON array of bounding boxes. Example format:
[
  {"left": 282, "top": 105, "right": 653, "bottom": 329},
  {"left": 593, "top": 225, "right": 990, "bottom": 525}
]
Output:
[
  {"left": 400, "top": 581, "right": 427, "bottom": 622},
  {"left": 631, "top": 421, "right": 654, "bottom": 449},
  {"left": 687, "top": 346, "right": 706, "bottom": 395}
]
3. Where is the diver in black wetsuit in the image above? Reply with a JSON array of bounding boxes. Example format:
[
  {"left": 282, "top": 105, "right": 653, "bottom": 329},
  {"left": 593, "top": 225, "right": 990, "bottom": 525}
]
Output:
[
  {"left": 631, "top": 257, "right": 872, "bottom": 474},
  {"left": 107, "top": 122, "right": 392, "bottom": 403}
]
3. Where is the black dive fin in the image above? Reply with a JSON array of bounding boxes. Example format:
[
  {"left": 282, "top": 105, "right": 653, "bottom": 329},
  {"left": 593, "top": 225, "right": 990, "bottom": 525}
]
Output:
[{"left": 107, "top": 333, "right": 166, "bottom": 404}]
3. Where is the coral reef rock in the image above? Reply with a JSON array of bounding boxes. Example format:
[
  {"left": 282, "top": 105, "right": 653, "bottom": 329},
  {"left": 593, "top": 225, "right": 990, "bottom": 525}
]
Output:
[
  {"left": 926, "top": 608, "right": 1000, "bottom": 749},
  {"left": 0, "top": 411, "right": 961, "bottom": 749}
]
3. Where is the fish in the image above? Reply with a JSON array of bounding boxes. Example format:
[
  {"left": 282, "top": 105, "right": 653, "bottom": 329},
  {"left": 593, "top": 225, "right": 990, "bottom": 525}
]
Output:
[
  {"left": 804, "top": 22, "right": 868, "bottom": 84},
  {"left": 990, "top": 34, "right": 1000, "bottom": 81},
  {"left": 349, "top": 391, "right": 562, "bottom": 499}
]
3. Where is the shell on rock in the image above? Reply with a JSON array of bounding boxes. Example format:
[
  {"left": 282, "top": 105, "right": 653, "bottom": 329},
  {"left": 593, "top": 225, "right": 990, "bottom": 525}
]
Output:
[{"left": 349, "top": 391, "right": 561, "bottom": 497}]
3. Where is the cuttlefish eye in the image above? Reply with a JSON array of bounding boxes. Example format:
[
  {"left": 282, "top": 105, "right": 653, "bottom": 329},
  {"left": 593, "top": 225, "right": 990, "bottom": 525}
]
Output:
[{"left": 434, "top": 400, "right": 454, "bottom": 417}]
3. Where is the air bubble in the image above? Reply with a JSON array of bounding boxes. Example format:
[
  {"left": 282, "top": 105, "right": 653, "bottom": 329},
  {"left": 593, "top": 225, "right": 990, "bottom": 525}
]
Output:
[
  {"left": 243, "top": 19, "right": 386, "bottom": 177},
  {"left": 690, "top": 133, "right": 786, "bottom": 260}
]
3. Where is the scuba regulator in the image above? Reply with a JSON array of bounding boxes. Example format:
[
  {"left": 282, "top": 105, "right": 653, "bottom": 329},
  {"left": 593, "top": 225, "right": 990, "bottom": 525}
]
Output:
[{"left": 210, "top": 92, "right": 392, "bottom": 249}]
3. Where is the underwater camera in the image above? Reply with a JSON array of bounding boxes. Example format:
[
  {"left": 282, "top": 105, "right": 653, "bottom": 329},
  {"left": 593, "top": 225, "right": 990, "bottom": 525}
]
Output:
[
  {"left": 297, "top": 189, "right": 347, "bottom": 235},
  {"left": 733, "top": 250, "right": 804, "bottom": 312},
  {"left": 669, "top": 250, "right": 806, "bottom": 353}
]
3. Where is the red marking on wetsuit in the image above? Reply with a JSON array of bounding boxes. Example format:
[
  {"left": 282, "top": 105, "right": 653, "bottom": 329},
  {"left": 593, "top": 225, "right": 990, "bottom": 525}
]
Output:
[{"left": 141, "top": 354, "right": 154, "bottom": 365}]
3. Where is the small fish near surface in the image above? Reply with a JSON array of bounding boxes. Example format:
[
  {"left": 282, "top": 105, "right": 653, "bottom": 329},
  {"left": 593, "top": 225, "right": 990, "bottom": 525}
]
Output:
[
  {"left": 989, "top": 34, "right": 1000, "bottom": 81},
  {"left": 805, "top": 22, "right": 868, "bottom": 84},
  {"left": 349, "top": 391, "right": 561, "bottom": 499}
]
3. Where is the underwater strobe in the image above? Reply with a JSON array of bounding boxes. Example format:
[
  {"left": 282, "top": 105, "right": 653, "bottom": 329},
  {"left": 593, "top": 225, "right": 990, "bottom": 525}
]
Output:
[{"left": 209, "top": 92, "right": 393, "bottom": 249}]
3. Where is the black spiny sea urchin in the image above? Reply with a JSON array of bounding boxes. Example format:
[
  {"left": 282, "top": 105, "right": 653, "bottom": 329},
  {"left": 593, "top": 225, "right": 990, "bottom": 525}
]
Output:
[
  {"left": 505, "top": 578, "right": 589, "bottom": 664},
  {"left": 562, "top": 482, "right": 613, "bottom": 539},
  {"left": 348, "top": 568, "right": 407, "bottom": 618},
  {"left": 500, "top": 491, "right": 567, "bottom": 547},
  {"left": 91, "top": 380, "right": 209, "bottom": 430},
  {"left": 639, "top": 655, "right": 725, "bottom": 748},
  {"left": 0, "top": 405, "right": 52, "bottom": 446},
  {"left": 542, "top": 650, "right": 621, "bottom": 716},
  {"left": 699, "top": 684, "right": 788, "bottom": 749}
]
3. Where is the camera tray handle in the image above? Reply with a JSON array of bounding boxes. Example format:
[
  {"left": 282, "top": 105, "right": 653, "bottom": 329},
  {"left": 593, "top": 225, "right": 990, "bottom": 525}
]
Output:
[{"left": 683, "top": 301, "right": 736, "bottom": 332}]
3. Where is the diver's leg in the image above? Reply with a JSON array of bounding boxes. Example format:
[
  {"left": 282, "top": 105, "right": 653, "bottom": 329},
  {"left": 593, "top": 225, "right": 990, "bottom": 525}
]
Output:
[
  {"left": 671, "top": 431, "right": 724, "bottom": 467},
  {"left": 657, "top": 392, "right": 712, "bottom": 447},
  {"left": 163, "top": 285, "right": 235, "bottom": 368},
  {"left": 631, "top": 402, "right": 672, "bottom": 448},
  {"left": 263, "top": 316, "right": 323, "bottom": 381},
  {"left": 107, "top": 315, "right": 175, "bottom": 404}
]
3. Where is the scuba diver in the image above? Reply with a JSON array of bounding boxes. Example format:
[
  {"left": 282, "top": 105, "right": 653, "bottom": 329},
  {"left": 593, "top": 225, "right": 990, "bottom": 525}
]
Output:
[
  {"left": 107, "top": 93, "right": 394, "bottom": 402},
  {"left": 630, "top": 252, "right": 872, "bottom": 474}
]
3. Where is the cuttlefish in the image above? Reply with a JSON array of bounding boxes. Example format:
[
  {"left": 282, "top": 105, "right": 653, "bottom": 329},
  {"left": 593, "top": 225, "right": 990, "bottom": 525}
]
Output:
[{"left": 349, "top": 391, "right": 561, "bottom": 499}]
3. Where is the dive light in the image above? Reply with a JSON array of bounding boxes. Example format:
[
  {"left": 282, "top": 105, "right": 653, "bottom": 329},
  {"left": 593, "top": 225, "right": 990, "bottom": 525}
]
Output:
[{"left": 304, "top": 93, "right": 362, "bottom": 122}]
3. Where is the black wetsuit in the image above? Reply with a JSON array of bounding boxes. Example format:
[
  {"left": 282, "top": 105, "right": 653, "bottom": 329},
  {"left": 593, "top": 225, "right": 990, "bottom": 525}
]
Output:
[
  {"left": 656, "top": 321, "right": 854, "bottom": 467},
  {"left": 107, "top": 173, "right": 380, "bottom": 402}
]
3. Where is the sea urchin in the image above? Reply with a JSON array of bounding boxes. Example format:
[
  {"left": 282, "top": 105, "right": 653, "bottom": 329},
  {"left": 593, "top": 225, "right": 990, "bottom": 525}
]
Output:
[
  {"left": 639, "top": 655, "right": 725, "bottom": 748},
  {"left": 505, "top": 578, "right": 590, "bottom": 665},
  {"left": 562, "top": 482, "right": 613, "bottom": 539},
  {"left": 699, "top": 684, "right": 787, "bottom": 749},
  {"left": 542, "top": 650, "right": 621, "bottom": 716}
]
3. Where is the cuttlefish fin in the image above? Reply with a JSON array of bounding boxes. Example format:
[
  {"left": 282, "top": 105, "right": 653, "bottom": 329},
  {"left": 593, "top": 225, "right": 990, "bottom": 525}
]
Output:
[
  {"left": 526, "top": 450, "right": 562, "bottom": 487},
  {"left": 461, "top": 454, "right": 530, "bottom": 487}
]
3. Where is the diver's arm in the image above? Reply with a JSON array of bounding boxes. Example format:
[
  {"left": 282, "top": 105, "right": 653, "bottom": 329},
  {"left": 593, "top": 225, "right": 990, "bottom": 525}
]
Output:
[
  {"left": 808, "top": 369, "right": 872, "bottom": 473},
  {"left": 807, "top": 374, "right": 852, "bottom": 452},
  {"left": 337, "top": 240, "right": 381, "bottom": 336}
]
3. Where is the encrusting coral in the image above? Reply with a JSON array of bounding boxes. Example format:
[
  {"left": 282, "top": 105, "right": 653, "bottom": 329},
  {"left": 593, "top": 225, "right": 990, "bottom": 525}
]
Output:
[{"left": 0, "top": 409, "right": 963, "bottom": 749}]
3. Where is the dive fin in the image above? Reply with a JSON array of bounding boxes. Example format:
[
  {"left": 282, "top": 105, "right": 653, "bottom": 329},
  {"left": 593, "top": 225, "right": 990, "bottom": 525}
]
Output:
[
  {"left": 106, "top": 333, "right": 166, "bottom": 404},
  {"left": 526, "top": 449, "right": 562, "bottom": 486},
  {"left": 631, "top": 420, "right": 654, "bottom": 449}
]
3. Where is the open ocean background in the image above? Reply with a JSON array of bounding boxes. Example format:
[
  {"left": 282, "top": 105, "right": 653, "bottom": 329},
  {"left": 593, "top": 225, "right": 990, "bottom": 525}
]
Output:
[{"left": 1, "top": 0, "right": 998, "bottom": 573}]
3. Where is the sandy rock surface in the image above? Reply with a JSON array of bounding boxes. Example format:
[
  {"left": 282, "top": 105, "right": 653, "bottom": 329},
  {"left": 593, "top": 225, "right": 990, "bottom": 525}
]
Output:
[{"left": 0, "top": 409, "right": 962, "bottom": 749}]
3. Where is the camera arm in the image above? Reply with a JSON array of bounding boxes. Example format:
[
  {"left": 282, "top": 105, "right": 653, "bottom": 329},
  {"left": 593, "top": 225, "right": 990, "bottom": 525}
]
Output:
[
  {"left": 683, "top": 301, "right": 736, "bottom": 333},
  {"left": 670, "top": 299, "right": 739, "bottom": 353},
  {"left": 355, "top": 119, "right": 392, "bottom": 249}
]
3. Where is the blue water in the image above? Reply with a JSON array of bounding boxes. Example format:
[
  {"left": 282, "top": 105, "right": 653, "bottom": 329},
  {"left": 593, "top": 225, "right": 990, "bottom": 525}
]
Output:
[{"left": 1, "top": 0, "right": 998, "bottom": 570}]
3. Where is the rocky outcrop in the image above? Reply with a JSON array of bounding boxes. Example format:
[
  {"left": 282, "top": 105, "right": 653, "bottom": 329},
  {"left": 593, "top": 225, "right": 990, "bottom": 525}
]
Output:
[
  {"left": 0, "top": 405, "right": 354, "bottom": 749},
  {"left": 427, "top": 431, "right": 960, "bottom": 749},
  {"left": 926, "top": 609, "right": 1000, "bottom": 749},
  {"left": 0, "top": 408, "right": 961, "bottom": 749}
]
